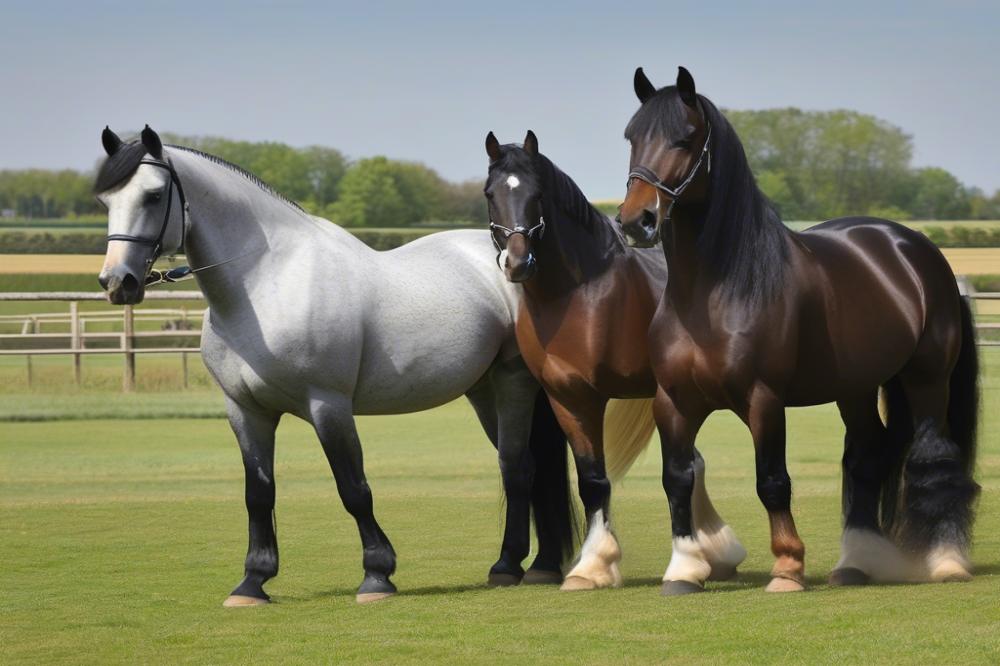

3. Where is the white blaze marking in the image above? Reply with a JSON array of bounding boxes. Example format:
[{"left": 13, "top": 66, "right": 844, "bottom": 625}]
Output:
[{"left": 506, "top": 175, "right": 520, "bottom": 189}]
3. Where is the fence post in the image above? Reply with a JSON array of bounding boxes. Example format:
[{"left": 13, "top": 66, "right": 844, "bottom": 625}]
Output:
[
  {"left": 181, "top": 306, "right": 189, "bottom": 389},
  {"left": 26, "top": 316, "right": 38, "bottom": 388},
  {"left": 70, "top": 301, "right": 81, "bottom": 385},
  {"left": 123, "top": 305, "right": 135, "bottom": 392}
]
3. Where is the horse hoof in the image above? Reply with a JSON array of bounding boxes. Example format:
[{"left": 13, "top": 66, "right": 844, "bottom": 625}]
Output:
[
  {"left": 560, "top": 575, "right": 597, "bottom": 591},
  {"left": 522, "top": 569, "right": 563, "bottom": 585},
  {"left": 487, "top": 572, "right": 522, "bottom": 587},
  {"left": 223, "top": 595, "right": 269, "bottom": 608},
  {"left": 930, "top": 559, "right": 973, "bottom": 583},
  {"left": 829, "top": 567, "right": 870, "bottom": 586},
  {"left": 661, "top": 580, "right": 705, "bottom": 596},
  {"left": 765, "top": 577, "right": 805, "bottom": 593},
  {"left": 356, "top": 591, "right": 395, "bottom": 604},
  {"left": 707, "top": 564, "right": 738, "bottom": 581}
]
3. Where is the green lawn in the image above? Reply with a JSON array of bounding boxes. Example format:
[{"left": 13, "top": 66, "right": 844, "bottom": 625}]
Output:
[{"left": 1, "top": 351, "right": 999, "bottom": 664}]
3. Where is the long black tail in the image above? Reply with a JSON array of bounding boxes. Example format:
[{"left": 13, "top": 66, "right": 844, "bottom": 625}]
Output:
[
  {"left": 528, "top": 389, "right": 577, "bottom": 564},
  {"left": 885, "top": 298, "right": 981, "bottom": 551}
]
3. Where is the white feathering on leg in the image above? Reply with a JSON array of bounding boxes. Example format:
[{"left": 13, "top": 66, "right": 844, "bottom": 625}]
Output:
[
  {"left": 664, "top": 536, "right": 712, "bottom": 585},
  {"left": 834, "top": 528, "right": 921, "bottom": 583},
  {"left": 564, "top": 510, "right": 623, "bottom": 588},
  {"left": 691, "top": 454, "right": 747, "bottom": 570}
]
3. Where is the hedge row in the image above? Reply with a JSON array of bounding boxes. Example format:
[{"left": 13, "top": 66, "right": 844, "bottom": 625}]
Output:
[
  {"left": 1, "top": 224, "right": 999, "bottom": 254},
  {"left": 920, "top": 226, "right": 1000, "bottom": 248},
  {"left": 0, "top": 228, "right": 443, "bottom": 254}
]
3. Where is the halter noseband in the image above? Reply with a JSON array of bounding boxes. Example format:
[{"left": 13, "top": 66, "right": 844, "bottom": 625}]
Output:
[
  {"left": 627, "top": 122, "right": 712, "bottom": 220},
  {"left": 106, "top": 157, "right": 189, "bottom": 275},
  {"left": 488, "top": 214, "right": 545, "bottom": 269}
]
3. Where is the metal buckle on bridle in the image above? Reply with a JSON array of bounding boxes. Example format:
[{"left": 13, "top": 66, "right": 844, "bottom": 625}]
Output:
[
  {"left": 488, "top": 216, "right": 546, "bottom": 268},
  {"left": 105, "top": 157, "right": 190, "bottom": 282},
  {"left": 627, "top": 122, "right": 712, "bottom": 221}
]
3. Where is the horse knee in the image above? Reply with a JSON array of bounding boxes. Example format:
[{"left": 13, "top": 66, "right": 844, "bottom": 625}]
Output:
[
  {"left": 578, "top": 470, "right": 611, "bottom": 510},
  {"left": 756, "top": 473, "right": 791, "bottom": 511}
]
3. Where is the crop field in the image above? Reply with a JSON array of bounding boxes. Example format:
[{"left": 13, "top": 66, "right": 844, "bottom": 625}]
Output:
[{"left": 1, "top": 350, "right": 998, "bottom": 664}]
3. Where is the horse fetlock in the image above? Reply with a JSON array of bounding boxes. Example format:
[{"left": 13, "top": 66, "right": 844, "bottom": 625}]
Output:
[
  {"left": 362, "top": 546, "right": 397, "bottom": 578},
  {"left": 769, "top": 554, "right": 805, "bottom": 587},
  {"left": 664, "top": 536, "right": 712, "bottom": 586}
]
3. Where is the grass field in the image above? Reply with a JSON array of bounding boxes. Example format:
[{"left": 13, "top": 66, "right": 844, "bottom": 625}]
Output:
[{"left": 2, "top": 351, "right": 999, "bottom": 664}]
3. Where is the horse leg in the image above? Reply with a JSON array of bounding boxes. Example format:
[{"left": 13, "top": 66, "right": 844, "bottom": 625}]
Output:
[
  {"left": 468, "top": 363, "right": 537, "bottom": 586},
  {"left": 747, "top": 386, "right": 805, "bottom": 592},
  {"left": 691, "top": 449, "right": 747, "bottom": 581},
  {"left": 223, "top": 398, "right": 280, "bottom": 607},
  {"left": 655, "top": 388, "right": 711, "bottom": 595},
  {"left": 830, "top": 392, "right": 912, "bottom": 585},
  {"left": 309, "top": 393, "right": 397, "bottom": 603},
  {"left": 548, "top": 395, "right": 621, "bottom": 591},
  {"left": 898, "top": 367, "right": 978, "bottom": 583}
]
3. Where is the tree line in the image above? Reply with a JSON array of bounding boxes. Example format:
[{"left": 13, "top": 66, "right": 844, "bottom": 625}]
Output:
[
  {"left": 726, "top": 108, "right": 999, "bottom": 220},
  {"left": 2, "top": 111, "right": 998, "bottom": 224}
]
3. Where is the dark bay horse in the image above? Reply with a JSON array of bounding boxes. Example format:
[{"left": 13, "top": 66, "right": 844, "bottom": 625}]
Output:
[
  {"left": 616, "top": 66, "right": 980, "bottom": 595},
  {"left": 482, "top": 131, "right": 746, "bottom": 590}
]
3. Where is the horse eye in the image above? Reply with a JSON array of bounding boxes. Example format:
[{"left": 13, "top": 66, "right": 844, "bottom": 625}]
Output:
[
  {"left": 144, "top": 191, "right": 164, "bottom": 205},
  {"left": 672, "top": 139, "right": 693, "bottom": 150}
]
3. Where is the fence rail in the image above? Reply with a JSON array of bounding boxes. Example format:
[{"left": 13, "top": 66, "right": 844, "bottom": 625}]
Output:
[
  {"left": 0, "top": 291, "right": 204, "bottom": 390},
  {"left": 1, "top": 290, "right": 998, "bottom": 391}
]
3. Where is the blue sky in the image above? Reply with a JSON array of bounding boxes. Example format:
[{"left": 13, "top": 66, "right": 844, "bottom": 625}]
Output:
[{"left": 1, "top": 0, "right": 997, "bottom": 199}]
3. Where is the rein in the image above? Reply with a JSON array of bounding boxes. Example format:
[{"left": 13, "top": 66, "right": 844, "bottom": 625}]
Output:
[{"left": 627, "top": 122, "right": 712, "bottom": 221}]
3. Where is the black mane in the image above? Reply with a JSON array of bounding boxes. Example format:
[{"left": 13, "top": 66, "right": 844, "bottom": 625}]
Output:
[
  {"left": 94, "top": 140, "right": 304, "bottom": 212},
  {"left": 626, "top": 88, "right": 788, "bottom": 307}
]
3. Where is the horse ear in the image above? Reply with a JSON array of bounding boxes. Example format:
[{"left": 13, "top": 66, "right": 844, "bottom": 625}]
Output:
[
  {"left": 141, "top": 124, "right": 163, "bottom": 160},
  {"left": 676, "top": 66, "right": 697, "bottom": 107},
  {"left": 102, "top": 126, "right": 123, "bottom": 156},
  {"left": 523, "top": 130, "right": 538, "bottom": 156},
  {"left": 485, "top": 131, "right": 502, "bottom": 162},
  {"left": 634, "top": 67, "right": 656, "bottom": 103}
]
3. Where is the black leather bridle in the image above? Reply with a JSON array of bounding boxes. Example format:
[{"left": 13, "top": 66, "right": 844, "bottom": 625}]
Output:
[
  {"left": 105, "top": 157, "right": 189, "bottom": 281},
  {"left": 488, "top": 212, "right": 545, "bottom": 269},
  {"left": 627, "top": 122, "right": 712, "bottom": 221}
]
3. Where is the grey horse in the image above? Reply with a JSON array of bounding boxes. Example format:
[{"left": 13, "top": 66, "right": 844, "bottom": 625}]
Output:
[{"left": 93, "top": 126, "right": 588, "bottom": 604}]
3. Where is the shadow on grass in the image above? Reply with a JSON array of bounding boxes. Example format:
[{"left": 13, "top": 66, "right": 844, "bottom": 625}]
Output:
[{"left": 278, "top": 562, "right": 1000, "bottom": 604}]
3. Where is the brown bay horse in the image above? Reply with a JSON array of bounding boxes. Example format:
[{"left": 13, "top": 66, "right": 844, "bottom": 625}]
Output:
[
  {"left": 617, "top": 66, "right": 980, "bottom": 595},
  {"left": 482, "top": 130, "right": 746, "bottom": 589}
]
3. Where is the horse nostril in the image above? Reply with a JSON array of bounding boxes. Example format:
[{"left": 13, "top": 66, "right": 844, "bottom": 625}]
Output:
[
  {"left": 615, "top": 214, "right": 622, "bottom": 224},
  {"left": 121, "top": 273, "right": 139, "bottom": 293},
  {"left": 98, "top": 274, "right": 110, "bottom": 290}
]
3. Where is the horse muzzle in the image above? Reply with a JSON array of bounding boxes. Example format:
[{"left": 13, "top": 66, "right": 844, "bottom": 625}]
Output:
[
  {"left": 504, "top": 253, "right": 538, "bottom": 283},
  {"left": 99, "top": 270, "right": 145, "bottom": 305},
  {"left": 617, "top": 210, "right": 660, "bottom": 248}
]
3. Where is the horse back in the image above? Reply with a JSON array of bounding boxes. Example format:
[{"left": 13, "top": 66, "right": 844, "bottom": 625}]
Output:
[{"left": 783, "top": 217, "right": 961, "bottom": 403}]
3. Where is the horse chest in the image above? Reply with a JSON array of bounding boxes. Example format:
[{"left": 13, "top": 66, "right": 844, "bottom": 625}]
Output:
[{"left": 516, "top": 297, "right": 652, "bottom": 397}]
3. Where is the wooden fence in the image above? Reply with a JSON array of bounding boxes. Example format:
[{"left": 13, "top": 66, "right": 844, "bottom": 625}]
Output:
[
  {"left": 0, "top": 292, "right": 203, "bottom": 391},
  {"left": 0, "top": 291, "right": 997, "bottom": 392}
]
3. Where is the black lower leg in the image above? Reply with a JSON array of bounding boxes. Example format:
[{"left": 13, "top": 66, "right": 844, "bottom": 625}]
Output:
[
  {"left": 576, "top": 456, "right": 611, "bottom": 525},
  {"left": 491, "top": 450, "right": 533, "bottom": 580},
  {"left": 231, "top": 489, "right": 277, "bottom": 600},
  {"left": 662, "top": 449, "right": 696, "bottom": 539},
  {"left": 339, "top": 473, "right": 397, "bottom": 597},
  {"left": 227, "top": 404, "right": 278, "bottom": 601},
  {"left": 842, "top": 431, "right": 887, "bottom": 531}
]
